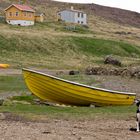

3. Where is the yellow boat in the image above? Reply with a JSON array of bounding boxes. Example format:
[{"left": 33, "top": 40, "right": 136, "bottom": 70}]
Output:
[
  {"left": 22, "top": 68, "right": 136, "bottom": 106},
  {"left": 0, "top": 64, "right": 10, "bottom": 68}
]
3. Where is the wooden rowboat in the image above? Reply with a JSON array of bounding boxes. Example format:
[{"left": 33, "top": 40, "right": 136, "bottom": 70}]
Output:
[{"left": 22, "top": 68, "right": 136, "bottom": 106}]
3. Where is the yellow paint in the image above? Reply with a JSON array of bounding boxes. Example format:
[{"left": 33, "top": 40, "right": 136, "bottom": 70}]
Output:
[
  {"left": 22, "top": 68, "right": 136, "bottom": 106},
  {"left": 0, "top": 64, "right": 10, "bottom": 68},
  {"left": 5, "top": 5, "right": 35, "bottom": 21}
]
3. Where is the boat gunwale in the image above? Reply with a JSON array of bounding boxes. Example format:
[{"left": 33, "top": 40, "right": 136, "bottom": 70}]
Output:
[{"left": 22, "top": 68, "right": 136, "bottom": 96}]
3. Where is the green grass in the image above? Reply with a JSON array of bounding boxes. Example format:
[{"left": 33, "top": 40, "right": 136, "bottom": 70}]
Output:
[
  {"left": 0, "top": 75, "right": 27, "bottom": 92},
  {"left": 11, "top": 95, "right": 37, "bottom": 103},
  {"left": 0, "top": 103, "right": 136, "bottom": 120},
  {"left": 70, "top": 37, "right": 140, "bottom": 57},
  {"left": 0, "top": 35, "right": 51, "bottom": 54}
]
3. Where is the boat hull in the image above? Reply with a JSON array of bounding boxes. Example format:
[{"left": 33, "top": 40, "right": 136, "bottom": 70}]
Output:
[
  {"left": 0, "top": 64, "right": 9, "bottom": 68},
  {"left": 22, "top": 68, "right": 136, "bottom": 106}
]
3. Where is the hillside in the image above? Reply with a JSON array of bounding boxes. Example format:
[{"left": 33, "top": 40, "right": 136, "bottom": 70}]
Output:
[
  {"left": 1, "top": 0, "right": 140, "bottom": 27},
  {"left": 0, "top": 22, "right": 140, "bottom": 69},
  {"left": 0, "top": 0, "right": 140, "bottom": 69}
]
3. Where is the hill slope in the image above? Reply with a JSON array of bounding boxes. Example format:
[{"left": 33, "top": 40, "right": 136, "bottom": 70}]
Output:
[{"left": 0, "top": 22, "right": 140, "bottom": 69}]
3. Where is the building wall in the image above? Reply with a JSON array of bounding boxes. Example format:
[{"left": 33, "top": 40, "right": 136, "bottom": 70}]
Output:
[
  {"left": 6, "top": 20, "right": 34, "bottom": 26},
  {"left": 35, "top": 15, "right": 44, "bottom": 22},
  {"left": 58, "top": 10, "right": 87, "bottom": 25},
  {"left": 59, "top": 10, "right": 75, "bottom": 23},
  {"left": 75, "top": 13, "right": 87, "bottom": 25},
  {"left": 5, "top": 6, "right": 35, "bottom": 21}
]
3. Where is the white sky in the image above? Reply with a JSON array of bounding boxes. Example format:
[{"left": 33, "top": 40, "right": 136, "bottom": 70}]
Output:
[{"left": 52, "top": 0, "right": 140, "bottom": 13}]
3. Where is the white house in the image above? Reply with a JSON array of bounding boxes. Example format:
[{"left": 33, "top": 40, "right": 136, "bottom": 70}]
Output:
[{"left": 58, "top": 7, "right": 87, "bottom": 25}]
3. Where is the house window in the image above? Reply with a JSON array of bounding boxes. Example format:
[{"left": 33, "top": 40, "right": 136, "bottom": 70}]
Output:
[
  {"left": 29, "top": 14, "right": 32, "bottom": 17},
  {"left": 81, "top": 21, "right": 83, "bottom": 24},
  {"left": 16, "top": 12, "right": 18, "bottom": 16},
  {"left": 24, "top": 12, "right": 27, "bottom": 16},
  {"left": 78, "top": 21, "right": 80, "bottom": 24},
  {"left": 81, "top": 13, "right": 84, "bottom": 18},
  {"left": 9, "top": 12, "right": 12, "bottom": 16},
  {"left": 78, "top": 12, "right": 80, "bottom": 17}
]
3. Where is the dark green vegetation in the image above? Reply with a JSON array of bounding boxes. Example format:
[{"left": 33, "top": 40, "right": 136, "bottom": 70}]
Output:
[
  {"left": 71, "top": 37, "right": 140, "bottom": 57},
  {"left": 1, "top": 32, "right": 140, "bottom": 57}
]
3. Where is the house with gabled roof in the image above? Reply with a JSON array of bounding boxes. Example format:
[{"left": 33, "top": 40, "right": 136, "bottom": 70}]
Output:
[
  {"left": 5, "top": 4, "right": 35, "bottom": 26},
  {"left": 57, "top": 6, "right": 87, "bottom": 25}
]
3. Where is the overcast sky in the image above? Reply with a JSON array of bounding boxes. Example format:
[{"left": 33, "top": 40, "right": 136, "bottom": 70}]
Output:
[{"left": 52, "top": 0, "right": 140, "bottom": 13}]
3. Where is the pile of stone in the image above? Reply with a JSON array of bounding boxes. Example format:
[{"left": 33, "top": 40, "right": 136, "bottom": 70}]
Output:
[{"left": 85, "top": 66, "right": 140, "bottom": 79}]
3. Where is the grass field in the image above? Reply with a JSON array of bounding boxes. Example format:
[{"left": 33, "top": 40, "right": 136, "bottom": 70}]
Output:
[
  {"left": 0, "top": 75, "right": 27, "bottom": 92},
  {"left": 0, "top": 21, "right": 140, "bottom": 69},
  {"left": 0, "top": 103, "right": 136, "bottom": 120}
]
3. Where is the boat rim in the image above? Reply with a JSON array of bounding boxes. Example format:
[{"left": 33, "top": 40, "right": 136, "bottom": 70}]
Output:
[{"left": 22, "top": 68, "right": 136, "bottom": 96}]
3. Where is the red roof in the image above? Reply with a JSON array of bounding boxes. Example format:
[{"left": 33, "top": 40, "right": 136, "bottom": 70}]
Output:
[{"left": 5, "top": 4, "right": 35, "bottom": 12}]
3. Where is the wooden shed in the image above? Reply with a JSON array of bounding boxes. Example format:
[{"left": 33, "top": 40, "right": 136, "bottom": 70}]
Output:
[{"left": 35, "top": 13, "right": 45, "bottom": 22}]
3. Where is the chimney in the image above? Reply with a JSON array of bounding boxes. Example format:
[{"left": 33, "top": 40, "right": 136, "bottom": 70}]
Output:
[{"left": 71, "top": 6, "right": 74, "bottom": 10}]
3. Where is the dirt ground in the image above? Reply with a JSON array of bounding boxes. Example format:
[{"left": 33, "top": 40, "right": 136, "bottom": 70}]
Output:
[
  {"left": 0, "top": 68, "right": 140, "bottom": 140},
  {"left": 0, "top": 117, "right": 140, "bottom": 140}
]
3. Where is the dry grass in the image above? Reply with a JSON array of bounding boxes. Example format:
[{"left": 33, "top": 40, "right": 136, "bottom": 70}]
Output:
[{"left": 88, "top": 15, "right": 140, "bottom": 46}]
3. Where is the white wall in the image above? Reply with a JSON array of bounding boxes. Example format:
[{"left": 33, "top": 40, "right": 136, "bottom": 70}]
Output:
[
  {"left": 75, "top": 13, "right": 87, "bottom": 25},
  {"left": 59, "top": 10, "right": 75, "bottom": 23},
  {"left": 59, "top": 10, "right": 87, "bottom": 25},
  {"left": 6, "top": 20, "right": 34, "bottom": 26}
]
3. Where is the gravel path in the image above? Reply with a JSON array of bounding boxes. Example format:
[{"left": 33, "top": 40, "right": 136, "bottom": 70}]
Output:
[{"left": 0, "top": 117, "right": 140, "bottom": 140}]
